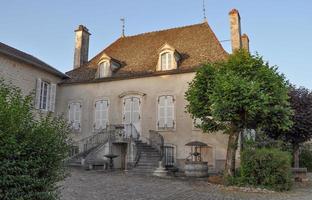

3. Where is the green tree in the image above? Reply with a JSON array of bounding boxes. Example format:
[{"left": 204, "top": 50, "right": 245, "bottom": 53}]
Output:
[
  {"left": 185, "top": 50, "right": 292, "bottom": 178},
  {"left": 0, "top": 80, "right": 70, "bottom": 200},
  {"left": 267, "top": 87, "right": 312, "bottom": 168}
]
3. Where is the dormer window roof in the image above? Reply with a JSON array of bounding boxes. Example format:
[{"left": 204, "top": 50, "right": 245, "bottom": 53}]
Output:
[{"left": 157, "top": 43, "right": 181, "bottom": 71}]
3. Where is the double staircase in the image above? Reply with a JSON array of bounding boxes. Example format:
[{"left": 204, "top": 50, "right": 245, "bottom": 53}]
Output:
[
  {"left": 66, "top": 125, "right": 165, "bottom": 176},
  {"left": 129, "top": 140, "right": 162, "bottom": 175}
]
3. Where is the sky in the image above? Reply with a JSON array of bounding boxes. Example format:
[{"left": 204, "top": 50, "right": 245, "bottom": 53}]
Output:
[{"left": 0, "top": 0, "right": 311, "bottom": 88}]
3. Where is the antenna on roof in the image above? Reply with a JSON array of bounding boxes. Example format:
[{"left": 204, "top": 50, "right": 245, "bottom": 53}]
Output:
[
  {"left": 202, "top": 0, "right": 207, "bottom": 22},
  {"left": 120, "top": 18, "right": 125, "bottom": 37}
]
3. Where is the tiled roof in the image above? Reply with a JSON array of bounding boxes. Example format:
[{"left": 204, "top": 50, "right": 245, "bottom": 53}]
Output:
[
  {"left": 0, "top": 42, "right": 67, "bottom": 78},
  {"left": 63, "top": 22, "right": 228, "bottom": 84}
]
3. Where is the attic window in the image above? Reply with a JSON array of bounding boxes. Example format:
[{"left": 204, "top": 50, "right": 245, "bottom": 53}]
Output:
[
  {"left": 161, "top": 52, "right": 173, "bottom": 70},
  {"left": 98, "top": 61, "right": 111, "bottom": 78}
]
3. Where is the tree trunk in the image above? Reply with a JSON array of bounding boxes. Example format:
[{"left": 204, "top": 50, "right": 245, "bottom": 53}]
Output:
[
  {"left": 293, "top": 143, "right": 300, "bottom": 168},
  {"left": 224, "top": 124, "right": 240, "bottom": 178}
]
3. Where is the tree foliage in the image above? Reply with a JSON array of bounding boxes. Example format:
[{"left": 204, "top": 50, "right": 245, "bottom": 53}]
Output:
[
  {"left": 267, "top": 86, "right": 312, "bottom": 167},
  {"left": 0, "top": 80, "right": 70, "bottom": 200},
  {"left": 185, "top": 50, "right": 292, "bottom": 176}
]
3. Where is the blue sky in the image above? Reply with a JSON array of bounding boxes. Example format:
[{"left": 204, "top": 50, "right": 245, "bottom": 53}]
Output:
[{"left": 1, "top": 0, "right": 311, "bottom": 88}]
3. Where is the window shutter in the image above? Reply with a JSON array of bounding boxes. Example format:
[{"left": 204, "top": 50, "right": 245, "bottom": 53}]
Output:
[
  {"left": 102, "top": 100, "right": 108, "bottom": 129},
  {"left": 49, "top": 84, "right": 56, "bottom": 112},
  {"left": 158, "top": 96, "right": 166, "bottom": 128},
  {"left": 161, "top": 53, "right": 166, "bottom": 70},
  {"left": 35, "top": 78, "right": 42, "bottom": 109},
  {"left": 76, "top": 103, "right": 81, "bottom": 130},
  {"left": 167, "top": 53, "right": 172, "bottom": 69},
  {"left": 68, "top": 103, "right": 75, "bottom": 126},
  {"left": 132, "top": 97, "right": 140, "bottom": 123},
  {"left": 166, "top": 96, "right": 174, "bottom": 128},
  {"left": 123, "top": 98, "right": 131, "bottom": 124},
  {"left": 94, "top": 101, "right": 101, "bottom": 130}
]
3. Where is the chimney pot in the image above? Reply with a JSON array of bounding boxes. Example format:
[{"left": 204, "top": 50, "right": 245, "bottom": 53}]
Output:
[
  {"left": 229, "top": 8, "right": 242, "bottom": 52},
  {"left": 241, "top": 33, "right": 250, "bottom": 52},
  {"left": 73, "top": 25, "right": 91, "bottom": 69}
]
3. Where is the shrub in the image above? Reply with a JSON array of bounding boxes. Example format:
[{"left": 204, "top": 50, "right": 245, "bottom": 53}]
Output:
[
  {"left": 240, "top": 148, "right": 292, "bottom": 191},
  {"left": 0, "top": 81, "right": 70, "bottom": 200},
  {"left": 299, "top": 144, "right": 312, "bottom": 172}
]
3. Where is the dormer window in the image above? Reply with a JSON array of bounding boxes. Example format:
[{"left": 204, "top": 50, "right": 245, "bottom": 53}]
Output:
[
  {"left": 96, "top": 53, "right": 121, "bottom": 79},
  {"left": 157, "top": 43, "right": 181, "bottom": 71},
  {"left": 161, "top": 52, "right": 173, "bottom": 70},
  {"left": 98, "top": 61, "right": 111, "bottom": 78}
]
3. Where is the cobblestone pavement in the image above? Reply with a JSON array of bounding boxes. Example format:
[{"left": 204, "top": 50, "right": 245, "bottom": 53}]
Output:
[{"left": 60, "top": 168, "right": 312, "bottom": 200}]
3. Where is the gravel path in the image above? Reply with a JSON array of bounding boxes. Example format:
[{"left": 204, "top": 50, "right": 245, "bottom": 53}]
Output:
[{"left": 60, "top": 168, "right": 312, "bottom": 200}]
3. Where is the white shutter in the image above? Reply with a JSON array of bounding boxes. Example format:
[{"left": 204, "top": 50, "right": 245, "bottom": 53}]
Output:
[
  {"left": 158, "top": 96, "right": 166, "bottom": 128},
  {"left": 49, "top": 84, "right": 56, "bottom": 112},
  {"left": 74, "top": 103, "right": 81, "bottom": 130},
  {"left": 35, "top": 78, "right": 42, "bottom": 109},
  {"left": 166, "top": 96, "right": 174, "bottom": 128},
  {"left": 68, "top": 103, "right": 75, "bottom": 126},
  {"left": 132, "top": 98, "right": 140, "bottom": 123},
  {"left": 102, "top": 100, "right": 108, "bottom": 129},
  {"left": 94, "top": 101, "right": 101, "bottom": 130},
  {"left": 123, "top": 98, "right": 132, "bottom": 124}
]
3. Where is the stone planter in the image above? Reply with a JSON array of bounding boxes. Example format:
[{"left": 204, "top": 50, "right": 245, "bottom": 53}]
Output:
[{"left": 184, "top": 161, "right": 208, "bottom": 177}]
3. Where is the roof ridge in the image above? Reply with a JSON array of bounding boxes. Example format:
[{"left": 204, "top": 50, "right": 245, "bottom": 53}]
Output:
[
  {"left": 124, "top": 22, "right": 207, "bottom": 38},
  {"left": 0, "top": 42, "right": 67, "bottom": 78}
]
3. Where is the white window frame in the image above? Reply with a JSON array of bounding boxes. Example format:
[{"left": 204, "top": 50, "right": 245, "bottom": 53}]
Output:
[
  {"left": 68, "top": 102, "right": 82, "bottom": 131},
  {"left": 35, "top": 78, "right": 56, "bottom": 112},
  {"left": 94, "top": 99, "right": 109, "bottom": 131},
  {"left": 156, "top": 95, "right": 176, "bottom": 131},
  {"left": 122, "top": 96, "right": 142, "bottom": 137},
  {"left": 39, "top": 80, "right": 50, "bottom": 111},
  {"left": 98, "top": 61, "right": 111, "bottom": 78},
  {"left": 160, "top": 52, "right": 173, "bottom": 71}
]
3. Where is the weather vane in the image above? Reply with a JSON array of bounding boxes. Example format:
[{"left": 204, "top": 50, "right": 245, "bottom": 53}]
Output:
[
  {"left": 202, "top": 0, "right": 207, "bottom": 22},
  {"left": 120, "top": 18, "right": 125, "bottom": 37}
]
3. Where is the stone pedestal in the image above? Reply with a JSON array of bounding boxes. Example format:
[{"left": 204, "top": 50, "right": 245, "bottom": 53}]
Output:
[
  {"left": 184, "top": 161, "right": 208, "bottom": 177},
  {"left": 153, "top": 161, "right": 168, "bottom": 177},
  {"left": 292, "top": 168, "right": 308, "bottom": 182}
]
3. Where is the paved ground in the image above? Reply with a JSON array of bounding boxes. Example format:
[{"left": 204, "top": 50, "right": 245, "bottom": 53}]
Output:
[{"left": 60, "top": 168, "right": 312, "bottom": 200}]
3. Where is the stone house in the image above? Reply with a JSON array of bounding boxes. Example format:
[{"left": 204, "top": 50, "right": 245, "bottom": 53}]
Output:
[
  {"left": 0, "top": 42, "right": 67, "bottom": 113},
  {"left": 0, "top": 9, "right": 250, "bottom": 174}
]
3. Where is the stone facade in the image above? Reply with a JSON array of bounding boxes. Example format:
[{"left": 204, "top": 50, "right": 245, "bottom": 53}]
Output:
[
  {"left": 57, "top": 72, "right": 228, "bottom": 171},
  {"left": 0, "top": 54, "right": 61, "bottom": 96}
]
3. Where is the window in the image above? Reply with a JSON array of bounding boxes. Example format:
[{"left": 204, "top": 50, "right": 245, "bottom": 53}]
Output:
[
  {"left": 160, "top": 52, "right": 173, "bottom": 70},
  {"left": 164, "top": 144, "right": 176, "bottom": 167},
  {"left": 35, "top": 78, "right": 56, "bottom": 112},
  {"left": 40, "top": 81, "right": 49, "bottom": 110},
  {"left": 157, "top": 95, "right": 175, "bottom": 129},
  {"left": 98, "top": 61, "right": 111, "bottom": 78},
  {"left": 94, "top": 100, "right": 109, "bottom": 130},
  {"left": 68, "top": 102, "right": 81, "bottom": 130}
]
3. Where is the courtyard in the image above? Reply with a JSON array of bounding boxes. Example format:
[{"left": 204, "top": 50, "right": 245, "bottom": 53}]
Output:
[{"left": 60, "top": 168, "right": 312, "bottom": 200}]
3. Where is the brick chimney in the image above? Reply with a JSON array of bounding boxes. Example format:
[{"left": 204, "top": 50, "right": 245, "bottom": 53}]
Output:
[
  {"left": 241, "top": 33, "right": 250, "bottom": 52},
  {"left": 73, "top": 25, "right": 91, "bottom": 69},
  {"left": 229, "top": 9, "right": 242, "bottom": 52}
]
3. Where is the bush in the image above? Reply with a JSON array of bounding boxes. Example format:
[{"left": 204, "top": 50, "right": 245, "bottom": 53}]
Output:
[
  {"left": 240, "top": 148, "right": 292, "bottom": 191},
  {"left": 300, "top": 144, "right": 312, "bottom": 172},
  {"left": 0, "top": 81, "right": 70, "bottom": 200}
]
